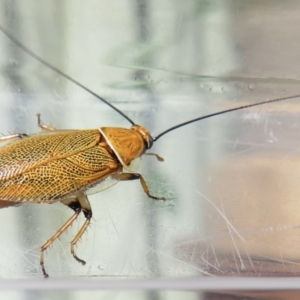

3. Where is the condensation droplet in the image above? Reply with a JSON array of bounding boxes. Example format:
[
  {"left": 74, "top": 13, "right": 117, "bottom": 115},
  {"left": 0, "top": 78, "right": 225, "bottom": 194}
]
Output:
[{"left": 248, "top": 83, "right": 255, "bottom": 90}]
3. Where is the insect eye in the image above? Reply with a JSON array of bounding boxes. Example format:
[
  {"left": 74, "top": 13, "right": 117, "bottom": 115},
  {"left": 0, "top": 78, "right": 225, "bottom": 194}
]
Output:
[{"left": 146, "top": 135, "right": 153, "bottom": 149}]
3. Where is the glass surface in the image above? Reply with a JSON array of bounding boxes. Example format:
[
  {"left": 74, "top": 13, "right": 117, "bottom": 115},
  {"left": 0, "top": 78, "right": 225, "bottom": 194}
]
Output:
[{"left": 0, "top": 0, "right": 300, "bottom": 299}]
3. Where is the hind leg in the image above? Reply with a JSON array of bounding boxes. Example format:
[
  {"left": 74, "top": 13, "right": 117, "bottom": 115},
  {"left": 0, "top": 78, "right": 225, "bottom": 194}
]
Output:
[
  {"left": 0, "top": 133, "right": 28, "bottom": 142},
  {"left": 36, "top": 113, "right": 57, "bottom": 131}
]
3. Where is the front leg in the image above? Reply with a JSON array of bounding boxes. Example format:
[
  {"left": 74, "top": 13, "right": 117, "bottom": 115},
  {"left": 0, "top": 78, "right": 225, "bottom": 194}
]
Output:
[{"left": 118, "top": 172, "right": 165, "bottom": 201}]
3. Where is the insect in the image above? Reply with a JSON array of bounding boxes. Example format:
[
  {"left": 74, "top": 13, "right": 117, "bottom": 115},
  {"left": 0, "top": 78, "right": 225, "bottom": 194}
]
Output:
[{"left": 0, "top": 25, "right": 299, "bottom": 278}]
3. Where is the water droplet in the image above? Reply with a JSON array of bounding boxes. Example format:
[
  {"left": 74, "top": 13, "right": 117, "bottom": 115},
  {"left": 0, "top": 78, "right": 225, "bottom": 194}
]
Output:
[{"left": 248, "top": 84, "right": 255, "bottom": 90}]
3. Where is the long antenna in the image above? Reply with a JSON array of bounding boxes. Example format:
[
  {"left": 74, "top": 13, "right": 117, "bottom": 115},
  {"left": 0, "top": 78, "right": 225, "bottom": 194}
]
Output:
[
  {"left": 153, "top": 94, "right": 300, "bottom": 142},
  {"left": 0, "top": 25, "right": 136, "bottom": 126},
  {"left": 1, "top": 25, "right": 299, "bottom": 141}
]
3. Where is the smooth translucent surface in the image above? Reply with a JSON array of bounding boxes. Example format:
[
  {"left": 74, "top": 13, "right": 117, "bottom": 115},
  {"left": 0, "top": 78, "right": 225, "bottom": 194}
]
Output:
[{"left": 0, "top": 1, "right": 300, "bottom": 299}]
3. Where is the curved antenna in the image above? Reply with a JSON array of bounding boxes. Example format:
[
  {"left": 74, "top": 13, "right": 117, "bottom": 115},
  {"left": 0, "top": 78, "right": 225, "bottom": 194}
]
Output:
[
  {"left": 0, "top": 25, "right": 136, "bottom": 126},
  {"left": 153, "top": 94, "right": 300, "bottom": 142}
]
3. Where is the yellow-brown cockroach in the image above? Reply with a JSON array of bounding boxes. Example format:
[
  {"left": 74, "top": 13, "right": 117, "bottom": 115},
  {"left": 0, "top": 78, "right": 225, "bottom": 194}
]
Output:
[{"left": 0, "top": 25, "right": 300, "bottom": 278}]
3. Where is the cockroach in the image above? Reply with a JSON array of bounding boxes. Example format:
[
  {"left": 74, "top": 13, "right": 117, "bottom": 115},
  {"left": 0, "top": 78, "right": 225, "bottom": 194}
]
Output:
[{"left": 0, "top": 25, "right": 299, "bottom": 278}]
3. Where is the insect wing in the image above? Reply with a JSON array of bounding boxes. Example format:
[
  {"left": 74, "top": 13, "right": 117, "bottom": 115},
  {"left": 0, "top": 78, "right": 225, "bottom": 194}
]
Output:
[{"left": 0, "top": 129, "right": 119, "bottom": 203}]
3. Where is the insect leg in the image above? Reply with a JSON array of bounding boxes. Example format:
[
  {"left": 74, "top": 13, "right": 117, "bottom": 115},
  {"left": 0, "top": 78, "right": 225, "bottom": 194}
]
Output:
[
  {"left": 118, "top": 173, "right": 165, "bottom": 201},
  {"left": 0, "top": 133, "right": 28, "bottom": 142},
  {"left": 70, "top": 193, "right": 92, "bottom": 265},
  {"left": 145, "top": 152, "right": 164, "bottom": 161},
  {"left": 36, "top": 113, "right": 57, "bottom": 131},
  {"left": 40, "top": 198, "right": 82, "bottom": 278}
]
